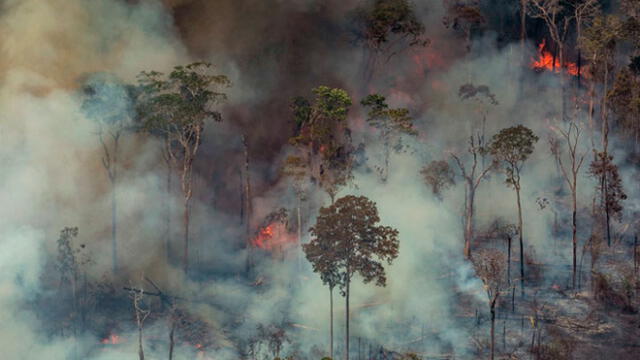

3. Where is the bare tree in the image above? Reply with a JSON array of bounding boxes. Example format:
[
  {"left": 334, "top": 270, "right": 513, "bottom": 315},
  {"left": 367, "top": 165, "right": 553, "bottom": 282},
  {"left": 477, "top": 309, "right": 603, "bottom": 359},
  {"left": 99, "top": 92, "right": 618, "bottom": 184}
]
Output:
[
  {"left": 81, "top": 74, "right": 134, "bottom": 274},
  {"left": 129, "top": 281, "right": 151, "bottom": 360},
  {"left": 451, "top": 84, "right": 498, "bottom": 258},
  {"left": 549, "top": 120, "right": 586, "bottom": 288}
]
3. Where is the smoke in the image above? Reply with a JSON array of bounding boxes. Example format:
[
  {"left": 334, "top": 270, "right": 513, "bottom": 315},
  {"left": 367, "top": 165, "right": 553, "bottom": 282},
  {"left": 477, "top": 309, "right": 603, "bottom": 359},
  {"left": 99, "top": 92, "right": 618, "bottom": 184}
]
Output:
[{"left": 1, "top": 0, "right": 638, "bottom": 359}]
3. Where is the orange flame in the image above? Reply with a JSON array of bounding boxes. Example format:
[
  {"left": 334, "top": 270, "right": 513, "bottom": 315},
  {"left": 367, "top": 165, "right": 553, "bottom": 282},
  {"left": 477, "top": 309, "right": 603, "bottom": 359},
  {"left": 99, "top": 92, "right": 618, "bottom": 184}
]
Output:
[
  {"left": 530, "top": 40, "right": 578, "bottom": 76},
  {"left": 252, "top": 222, "right": 297, "bottom": 251},
  {"left": 101, "top": 334, "right": 123, "bottom": 345}
]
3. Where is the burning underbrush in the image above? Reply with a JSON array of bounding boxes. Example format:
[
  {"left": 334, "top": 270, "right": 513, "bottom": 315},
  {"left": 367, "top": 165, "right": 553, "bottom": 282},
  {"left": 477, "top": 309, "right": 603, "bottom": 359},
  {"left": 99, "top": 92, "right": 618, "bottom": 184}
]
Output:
[
  {"left": 251, "top": 208, "right": 298, "bottom": 255},
  {"left": 530, "top": 40, "right": 579, "bottom": 76}
]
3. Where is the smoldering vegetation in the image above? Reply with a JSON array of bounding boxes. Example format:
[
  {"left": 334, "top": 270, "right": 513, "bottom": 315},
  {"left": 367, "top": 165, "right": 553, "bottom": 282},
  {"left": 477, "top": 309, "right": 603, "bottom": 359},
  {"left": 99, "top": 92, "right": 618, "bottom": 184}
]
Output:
[{"left": 1, "top": 0, "right": 639, "bottom": 359}]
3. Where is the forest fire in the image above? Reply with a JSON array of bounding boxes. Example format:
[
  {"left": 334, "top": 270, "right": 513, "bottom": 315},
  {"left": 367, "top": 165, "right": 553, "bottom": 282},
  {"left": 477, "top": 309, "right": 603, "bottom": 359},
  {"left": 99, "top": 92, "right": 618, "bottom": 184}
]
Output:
[
  {"left": 100, "top": 334, "right": 124, "bottom": 345},
  {"left": 530, "top": 40, "right": 578, "bottom": 76},
  {"left": 252, "top": 222, "right": 297, "bottom": 251}
]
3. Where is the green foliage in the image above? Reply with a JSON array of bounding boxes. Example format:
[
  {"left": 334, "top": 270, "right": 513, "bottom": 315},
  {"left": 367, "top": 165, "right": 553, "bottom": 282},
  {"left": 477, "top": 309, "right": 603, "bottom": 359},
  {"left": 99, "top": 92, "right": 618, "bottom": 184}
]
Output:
[
  {"left": 136, "top": 62, "right": 230, "bottom": 140},
  {"left": 580, "top": 15, "right": 623, "bottom": 79},
  {"left": 351, "top": 0, "right": 428, "bottom": 51},
  {"left": 305, "top": 195, "right": 400, "bottom": 293},
  {"left": 489, "top": 125, "right": 539, "bottom": 189},
  {"left": 290, "top": 86, "right": 352, "bottom": 160},
  {"left": 361, "top": 93, "right": 418, "bottom": 137}
]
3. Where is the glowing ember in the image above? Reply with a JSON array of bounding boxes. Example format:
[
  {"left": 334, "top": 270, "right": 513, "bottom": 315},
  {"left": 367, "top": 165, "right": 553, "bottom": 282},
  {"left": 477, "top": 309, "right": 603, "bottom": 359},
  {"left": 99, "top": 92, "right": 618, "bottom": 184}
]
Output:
[
  {"left": 100, "top": 334, "right": 123, "bottom": 345},
  {"left": 252, "top": 222, "right": 297, "bottom": 251},
  {"left": 530, "top": 40, "right": 578, "bottom": 76}
]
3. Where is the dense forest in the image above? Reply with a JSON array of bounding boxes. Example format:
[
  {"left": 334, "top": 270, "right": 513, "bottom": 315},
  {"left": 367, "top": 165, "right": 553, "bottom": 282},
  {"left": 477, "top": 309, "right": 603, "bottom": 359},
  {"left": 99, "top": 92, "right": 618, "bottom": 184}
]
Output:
[{"left": 2, "top": 0, "right": 640, "bottom": 359}]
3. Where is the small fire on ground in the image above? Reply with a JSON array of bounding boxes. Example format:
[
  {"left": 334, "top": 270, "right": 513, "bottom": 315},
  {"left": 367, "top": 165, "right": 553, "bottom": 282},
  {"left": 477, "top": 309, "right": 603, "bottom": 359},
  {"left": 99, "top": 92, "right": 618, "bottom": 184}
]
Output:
[{"left": 252, "top": 222, "right": 297, "bottom": 251}]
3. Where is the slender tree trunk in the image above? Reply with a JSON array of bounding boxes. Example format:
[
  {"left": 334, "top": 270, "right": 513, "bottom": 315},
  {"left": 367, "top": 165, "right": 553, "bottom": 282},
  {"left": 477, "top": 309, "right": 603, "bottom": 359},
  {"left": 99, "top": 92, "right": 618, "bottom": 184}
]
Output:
[
  {"left": 183, "top": 194, "right": 191, "bottom": 274},
  {"left": 602, "top": 64, "right": 610, "bottom": 153},
  {"left": 634, "top": 235, "right": 638, "bottom": 274},
  {"left": 297, "top": 199, "right": 302, "bottom": 274},
  {"left": 572, "top": 187, "right": 577, "bottom": 288},
  {"left": 520, "top": 0, "right": 527, "bottom": 48},
  {"left": 516, "top": 185, "right": 525, "bottom": 297},
  {"left": 138, "top": 324, "right": 145, "bottom": 360},
  {"left": 490, "top": 301, "right": 496, "bottom": 360},
  {"left": 242, "top": 134, "right": 253, "bottom": 274},
  {"left": 464, "top": 184, "right": 475, "bottom": 259},
  {"left": 507, "top": 236, "right": 512, "bottom": 286},
  {"left": 111, "top": 182, "right": 118, "bottom": 274},
  {"left": 168, "top": 317, "right": 175, "bottom": 360},
  {"left": 330, "top": 286, "right": 334, "bottom": 360},
  {"left": 345, "top": 277, "right": 350, "bottom": 360},
  {"left": 383, "top": 137, "right": 390, "bottom": 182},
  {"left": 166, "top": 161, "right": 172, "bottom": 264}
]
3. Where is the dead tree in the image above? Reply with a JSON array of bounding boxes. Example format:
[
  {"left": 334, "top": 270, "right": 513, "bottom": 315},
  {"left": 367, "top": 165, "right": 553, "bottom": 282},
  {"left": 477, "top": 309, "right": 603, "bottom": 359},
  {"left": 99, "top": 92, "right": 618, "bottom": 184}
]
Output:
[
  {"left": 128, "top": 282, "right": 151, "bottom": 360},
  {"left": 549, "top": 120, "right": 586, "bottom": 288},
  {"left": 472, "top": 249, "right": 508, "bottom": 360}
]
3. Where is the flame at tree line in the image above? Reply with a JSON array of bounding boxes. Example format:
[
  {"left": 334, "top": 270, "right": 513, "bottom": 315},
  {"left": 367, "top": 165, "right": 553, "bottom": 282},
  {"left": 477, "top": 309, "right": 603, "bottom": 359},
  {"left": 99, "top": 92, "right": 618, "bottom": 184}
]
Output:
[
  {"left": 252, "top": 222, "right": 298, "bottom": 251},
  {"left": 530, "top": 39, "right": 579, "bottom": 76},
  {"left": 100, "top": 334, "right": 123, "bottom": 345}
]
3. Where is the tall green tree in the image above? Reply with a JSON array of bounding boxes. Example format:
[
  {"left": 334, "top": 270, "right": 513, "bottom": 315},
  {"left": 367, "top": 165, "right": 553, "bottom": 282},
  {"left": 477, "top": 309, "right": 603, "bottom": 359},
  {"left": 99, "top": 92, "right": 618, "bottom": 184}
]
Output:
[
  {"left": 305, "top": 195, "right": 400, "bottom": 360},
  {"left": 361, "top": 93, "right": 417, "bottom": 182},
  {"left": 137, "top": 62, "right": 230, "bottom": 274},
  {"left": 489, "top": 125, "right": 538, "bottom": 296},
  {"left": 290, "top": 86, "right": 354, "bottom": 204},
  {"left": 81, "top": 73, "right": 135, "bottom": 275}
]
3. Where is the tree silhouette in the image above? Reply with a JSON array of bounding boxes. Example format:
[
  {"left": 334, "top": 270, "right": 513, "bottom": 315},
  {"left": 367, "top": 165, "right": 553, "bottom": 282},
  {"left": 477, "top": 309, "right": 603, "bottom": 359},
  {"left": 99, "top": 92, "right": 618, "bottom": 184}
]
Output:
[
  {"left": 305, "top": 195, "right": 399, "bottom": 360},
  {"left": 137, "top": 62, "right": 230, "bottom": 274},
  {"left": 361, "top": 93, "right": 417, "bottom": 182},
  {"left": 489, "top": 125, "right": 538, "bottom": 296}
]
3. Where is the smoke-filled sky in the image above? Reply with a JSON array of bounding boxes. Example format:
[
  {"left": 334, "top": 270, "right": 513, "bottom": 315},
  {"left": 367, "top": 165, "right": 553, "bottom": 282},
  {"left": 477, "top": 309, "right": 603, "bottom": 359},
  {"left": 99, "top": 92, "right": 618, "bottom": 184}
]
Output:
[{"left": 1, "top": 0, "right": 637, "bottom": 359}]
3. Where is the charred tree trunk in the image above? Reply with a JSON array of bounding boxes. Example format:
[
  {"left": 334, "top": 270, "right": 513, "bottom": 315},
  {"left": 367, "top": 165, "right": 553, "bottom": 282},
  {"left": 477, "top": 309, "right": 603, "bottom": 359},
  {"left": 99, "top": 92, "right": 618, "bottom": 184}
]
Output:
[
  {"left": 634, "top": 235, "right": 638, "bottom": 274},
  {"left": 168, "top": 316, "right": 175, "bottom": 360},
  {"left": 507, "top": 235, "right": 512, "bottom": 286},
  {"left": 520, "top": 0, "right": 527, "bottom": 47},
  {"left": 242, "top": 134, "right": 253, "bottom": 274}
]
